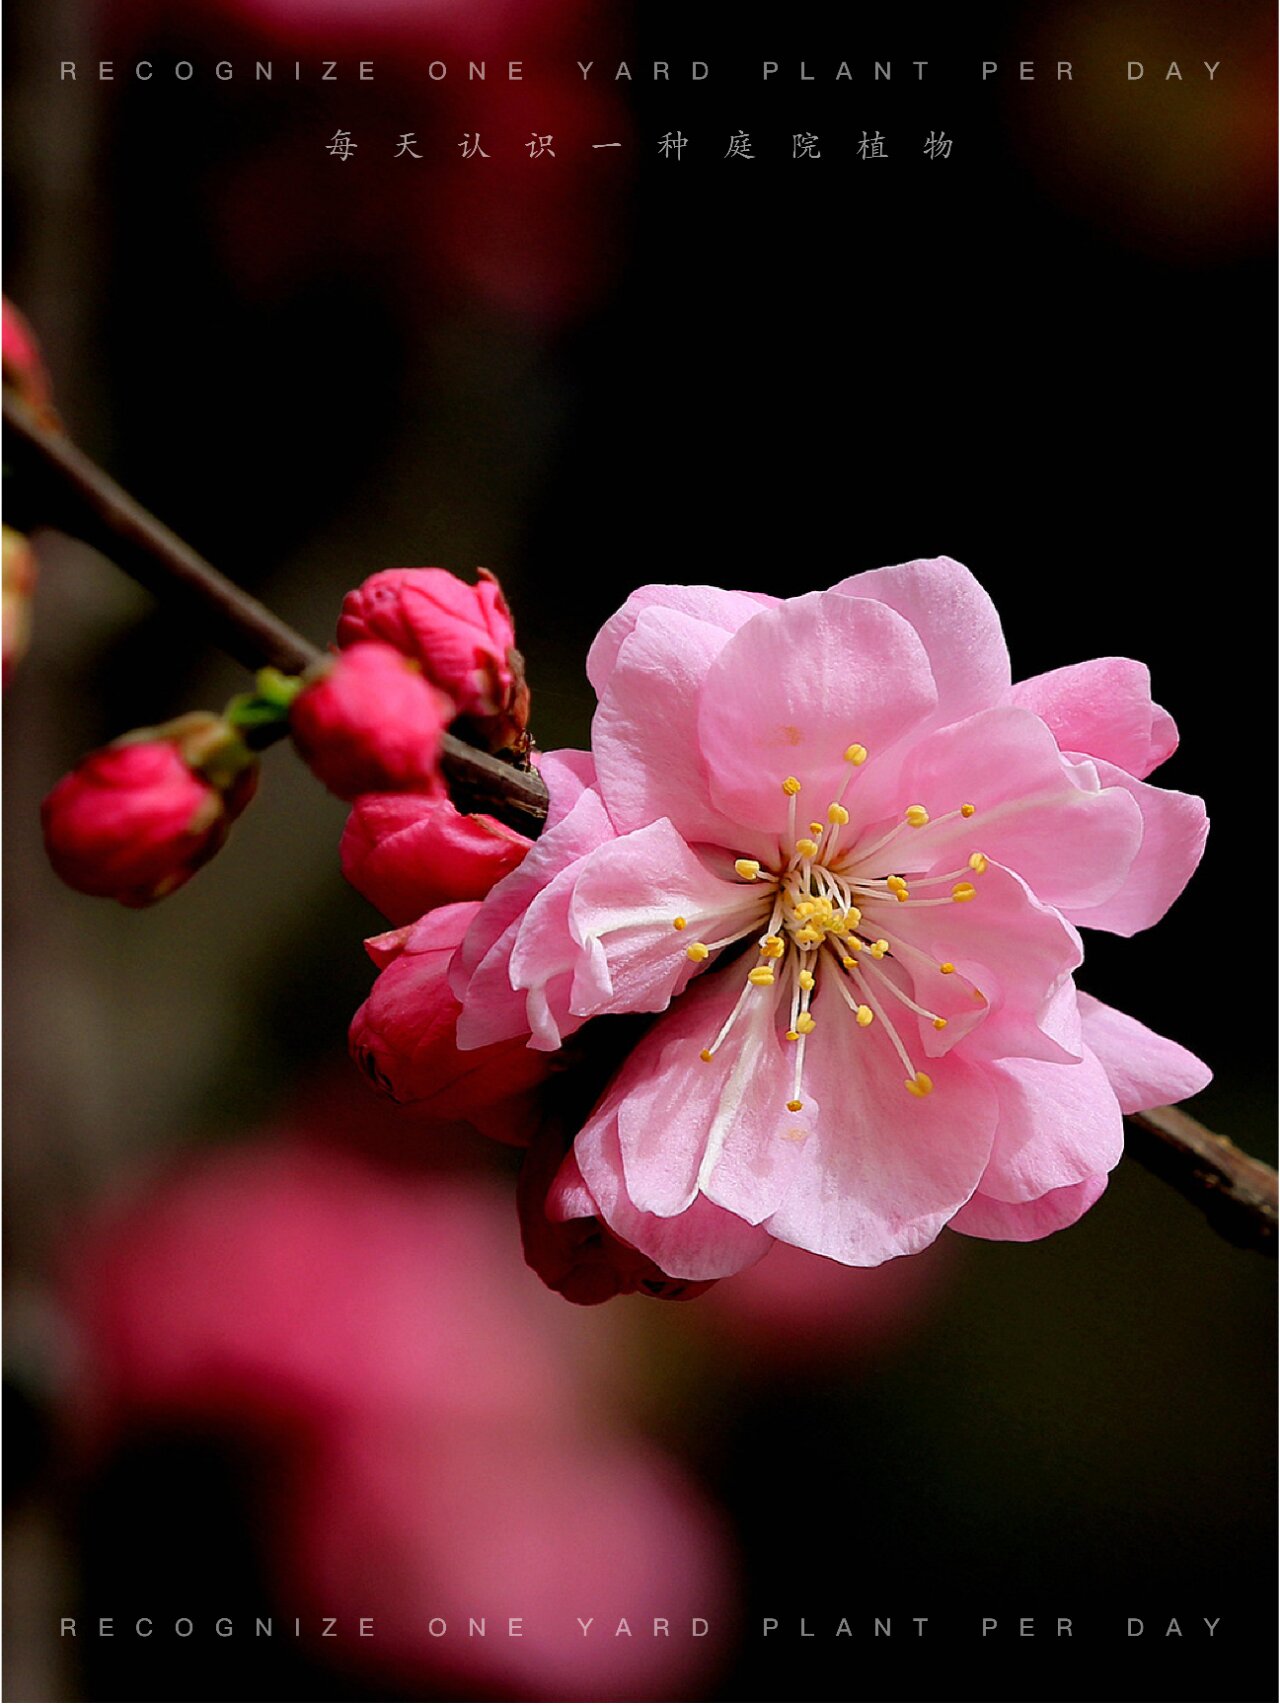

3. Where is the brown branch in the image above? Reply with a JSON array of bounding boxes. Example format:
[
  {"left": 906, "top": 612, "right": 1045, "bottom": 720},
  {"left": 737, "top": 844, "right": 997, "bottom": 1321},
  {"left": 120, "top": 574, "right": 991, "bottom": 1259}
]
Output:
[
  {"left": 1125, "top": 1105, "right": 1276, "bottom": 1256},
  {"left": 6, "top": 392, "right": 1275, "bottom": 1252},
  {"left": 3, "top": 392, "right": 549, "bottom": 834}
]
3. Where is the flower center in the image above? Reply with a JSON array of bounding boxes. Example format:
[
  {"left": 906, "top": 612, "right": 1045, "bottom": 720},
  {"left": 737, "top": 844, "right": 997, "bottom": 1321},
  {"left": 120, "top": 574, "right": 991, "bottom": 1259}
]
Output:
[{"left": 673, "top": 743, "right": 991, "bottom": 1114}]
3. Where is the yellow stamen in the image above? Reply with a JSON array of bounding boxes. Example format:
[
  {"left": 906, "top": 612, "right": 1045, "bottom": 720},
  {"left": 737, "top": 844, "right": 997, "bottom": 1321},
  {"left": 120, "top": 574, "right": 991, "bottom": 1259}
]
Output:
[
  {"left": 845, "top": 906, "right": 862, "bottom": 928},
  {"left": 960, "top": 802, "right": 976, "bottom": 818},
  {"left": 827, "top": 802, "right": 850, "bottom": 825},
  {"left": 968, "top": 852, "right": 988, "bottom": 874},
  {"left": 844, "top": 743, "right": 868, "bottom": 765},
  {"left": 795, "top": 1013, "right": 816, "bottom": 1035},
  {"left": 672, "top": 916, "right": 687, "bottom": 931},
  {"left": 939, "top": 961, "right": 955, "bottom": 975},
  {"left": 855, "top": 1005, "right": 874, "bottom": 1027},
  {"left": 785, "top": 1029, "right": 800, "bottom": 1043},
  {"left": 760, "top": 934, "right": 785, "bottom": 958},
  {"left": 906, "top": 1071, "right": 934, "bottom": 1098},
  {"left": 786, "top": 1098, "right": 804, "bottom": 1112},
  {"left": 870, "top": 940, "right": 889, "bottom": 959},
  {"left": 686, "top": 942, "right": 710, "bottom": 961},
  {"left": 748, "top": 967, "right": 775, "bottom": 987},
  {"left": 905, "top": 804, "right": 930, "bottom": 828},
  {"left": 842, "top": 956, "right": 859, "bottom": 970},
  {"left": 795, "top": 837, "right": 819, "bottom": 859},
  {"left": 782, "top": 776, "right": 802, "bottom": 796},
  {"left": 734, "top": 858, "right": 761, "bottom": 880},
  {"left": 809, "top": 820, "right": 825, "bottom": 836},
  {"left": 895, "top": 887, "right": 910, "bottom": 903},
  {"left": 933, "top": 1017, "right": 948, "bottom": 1031},
  {"left": 699, "top": 1048, "right": 714, "bottom": 1062},
  {"left": 951, "top": 882, "right": 977, "bottom": 903},
  {"left": 795, "top": 926, "right": 823, "bottom": 946},
  {"left": 798, "top": 970, "right": 815, "bottom": 991},
  {"left": 886, "top": 875, "right": 907, "bottom": 893}
]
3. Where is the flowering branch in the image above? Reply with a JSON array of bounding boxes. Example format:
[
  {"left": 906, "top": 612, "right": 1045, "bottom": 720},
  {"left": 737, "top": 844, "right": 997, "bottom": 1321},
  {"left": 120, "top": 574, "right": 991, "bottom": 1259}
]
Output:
[
  {"left": 2, "top": 392, "right": 550, "bottom": 834},
  {"left": 5, "top": 393, "right": 1275, "bottom": 1252}
]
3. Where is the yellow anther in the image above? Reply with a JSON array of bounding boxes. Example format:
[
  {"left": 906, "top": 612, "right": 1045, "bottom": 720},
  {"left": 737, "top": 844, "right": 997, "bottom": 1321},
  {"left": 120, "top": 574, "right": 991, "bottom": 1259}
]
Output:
[
  {"left": 785, "top": 1029, "right": 800, "bottom": 1043},
  {"left": 760, "top": 934, "right": 785, "bottom": 958},
  {"left": 933, "top": 1017, "right": 949, "bottom": 1031},
  {"left": 672, "top": 916, "right": 687, "bottom": 931},
  {"left": 782, "top": 776, "right": 802, "bottom": 796},
  {"left": 786, "top": 1098, "right": 804, "bottom": 1113},
  {"left": 886, "top": 875, "right": 907, "bottom": 893},
  {"left": 809, "top": 820, "right": 825, "bottom": 836},
  {"left": 796, "top": 926, "right": 824, "bottom": 946},
  {"left": 795, "top": 837, "right": 819, "bottom": 859},
  {"left": 905, "top": 804, "right": 930, "bottom": 828},
  {"left": 686, "top": 941, "right": 710, "bottom": 961},
  {"left": 798, "top": 970, "right": 815, "bottom": 991},
  {"left": 827, "top": 802, "right": 850, "bottom": 826},
  {"left": 842, "top": 956, "right": 859, "bottom": 971},
  {"left": 960, "top": 802, "right": 976, "bottom": 818},
  {"left": 748, "top": 967, "right": 776, "bottom": 987},
  {"left": 795, "top": 1012, "right": 816, "bottom": 1035},
  {"left": 855, "top": 1004, "right": 874, "bottom": 1027},
  {"left": 793, "top": 900, "right": 815, "bottom": 920},
  {"left": 734, "top": 858, "right": 761, "bottom": 880},
  {"left": 906, "top": 1071, "right": 935, "bottom": 1098},
  {"left": 844, "top": 743, "right": 868, "bottom": 766},
  {"left": 968, "top": 852, "right": 988, "bottom": 874},
  {"left": 951, "top": 882, "right": 977, "bottom": 903},
  {"left": 870, "top": 939, "right": 889, "bottom": 959},
  {"left": 939, "top": 961, "right": 955, "bottom": 975},
  {"left": 895, "top": 887, "right": 910, "bottom": 903},
  {"left": 699, "top": 1048, "right": 714, "bottom": 1062},
  {"left": 845, "top": 906, "right": 862, "bottom": 928}
]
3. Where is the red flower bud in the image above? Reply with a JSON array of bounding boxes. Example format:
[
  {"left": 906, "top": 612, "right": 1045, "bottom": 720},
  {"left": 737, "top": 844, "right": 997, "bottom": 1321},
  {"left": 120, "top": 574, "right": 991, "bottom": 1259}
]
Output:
[
  {"left": 349, "top": 901, "right": 554, "bottom": 1145},
  {"left": 289, "top": 642, "right": 453, "bottom": 800},
  {"left": 41, "top": 716, "right": 258, "bottom": 907},
  {"left": 340, "top": 790, "right": 530, "bottom": 925},
  {"left": 518, "top": 1123, "right": 716, "bottom": 1306},
  {"left": 336, "top": 568, "right": 529, "bottom": 750}
]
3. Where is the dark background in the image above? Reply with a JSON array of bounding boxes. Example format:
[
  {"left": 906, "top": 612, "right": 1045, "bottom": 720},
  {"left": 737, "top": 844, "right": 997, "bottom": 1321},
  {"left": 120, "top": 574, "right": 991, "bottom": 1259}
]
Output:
[{"left": 4, "top": 0, "right": 1275, "bottom": 1700}]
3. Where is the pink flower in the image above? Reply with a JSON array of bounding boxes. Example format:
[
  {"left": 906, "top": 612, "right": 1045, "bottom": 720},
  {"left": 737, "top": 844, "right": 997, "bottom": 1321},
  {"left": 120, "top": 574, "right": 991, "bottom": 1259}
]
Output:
[
  {"left": 341, "top": 789, "right": 530, "bottom": 925},
  {"left": 350, "top": 901, "right": 556, "bottom": 1145},
  {"left": 289, "top": 641, "right": 453, "bottom": 799},
  {"left": 336, "top": 568, "right": 529, "bottom": 750},
  {"left": 452, "top": 560, "right": 1211, "bottom": 1280},
  {"left": 41, "top": 716, "right": 258, "bottom": 907}
]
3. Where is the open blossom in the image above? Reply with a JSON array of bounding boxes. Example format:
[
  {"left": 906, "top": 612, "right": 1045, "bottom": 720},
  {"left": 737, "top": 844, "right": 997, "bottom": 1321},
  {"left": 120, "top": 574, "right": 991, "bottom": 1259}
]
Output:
[
  {"left": 289, "top": 641, "right": 454, "bottom": 799},
  {"left": 337, "top": 568, "right": 529, "bottom": 750},
  {"left": 41, "top": 715, "right": 258, "bottom": 906},
  {"left": 451, "top": 559, "right": 1210, "bottom": 1281}
]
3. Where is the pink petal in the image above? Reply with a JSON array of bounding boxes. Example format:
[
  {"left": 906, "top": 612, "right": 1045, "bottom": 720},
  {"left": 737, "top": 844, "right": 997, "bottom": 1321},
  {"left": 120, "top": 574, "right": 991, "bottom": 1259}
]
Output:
[
  {"left": 949, "top": 1175, "right": 1109, "bottom": 1241},
  {"left": 761, "top": 1006, "right": 999, "bottom": 1265},
  {"left": 535, "top": 747, "right": 598, "bottom": 831},
  {"left": 586, "top": 583, "right": 774, "bottom": 697},
  {"left": 696, "top": 592, "right": 939, "bottom": 836},
  {"left": 892, "top": 706, "right": 1144, "bottom": 913},
  {"left": 1063, "top": 759, "right": 1207, "bottom": 938},
  {"left": 573, "top": 1113, "right": 775, "bottom": 1282},
  {"left": 592, "top": 606, "right": 767, "bottom": 853},
  {"left": 977, "top": 1048, "right": 1123, "bottom": 1202},
  {"left": 831, "top": 555, "right": 1011, "bottom": 726},
  {"left": 1009, "top": 657, "right": 1177, "bottom": 779},
  {"left": 566, "top": 819, "right": 771, "bottom": 1023},
  {"left": 1075, "top": 991, "right": 1211, "bottom": 1113}
]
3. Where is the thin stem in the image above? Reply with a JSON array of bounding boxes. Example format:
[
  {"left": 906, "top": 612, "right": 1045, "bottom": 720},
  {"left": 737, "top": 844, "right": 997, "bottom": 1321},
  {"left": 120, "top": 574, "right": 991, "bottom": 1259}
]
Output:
[{"left": 5, "top": 393, "right": 1274, "bottom": 1252}]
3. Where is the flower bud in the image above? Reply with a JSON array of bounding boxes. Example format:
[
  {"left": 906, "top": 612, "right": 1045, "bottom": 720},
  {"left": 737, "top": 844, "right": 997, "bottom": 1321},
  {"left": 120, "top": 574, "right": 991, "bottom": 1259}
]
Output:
[
  {"left": 349, "top": 901, "right": 554, "bottom": 1145},
  {"left": 2, "top": 297, "right": 54, "bottom": 416},
  {"left": 519, "top": 1124, "right": 716, "bottom": 1306},
  {"left": 3, "top": 526, "right": 38, "bottom": 687},
  {"left": 336, "top": 568, "right": 529, "bottom": 751},
  {"left": 41, "top": 714, "right": 258, "bottom": 907},
  {"left": 289, "top": 642, "right": 453, "bottom": 800},
  {"left": 340, "top": 790, "right": 530, "bottom": 925}
]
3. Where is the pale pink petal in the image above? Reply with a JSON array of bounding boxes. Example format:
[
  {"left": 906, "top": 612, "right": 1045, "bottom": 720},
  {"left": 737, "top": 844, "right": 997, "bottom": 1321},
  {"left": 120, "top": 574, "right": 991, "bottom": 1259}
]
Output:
[
  {"left": 1009, "top": 657, "right": 1177, "bottom": 779},
  {"left": 535, "top": 746, "right": 597, "bottom": 831},
  {"left": 696, "top": 592, "right": 938, "bottom": 836},
  {"left": 592, "top": 606, "right": 768, "bottom": 853},
  {"left": 761, "top": 1010, "right": 999, "bottom": 1265},
  {"left": 1076, "top": 991, "right": 1211, "bottom": 1113},
  {"left": 572, "top": 1114, "right": 775, "bottom": 1281},
  {"left": 831, "top": 555, "right": 1011, "bottom": 726},
  {"left": 1063, "top": 759, "right": 1207, "bottom": 937},
  {"left": 566, "top": 819, "right": 772, "bottom": 1022},
  {"left": 977, "top": 1047, "right": 1123, "bottom": 1202},
  {"left": 586, "top": 583, "right": 774, "bottom": 697},
  {"left": 890, "top": 706, "right": 1143, "bottom": 912},
  {"left": 949, "top": 1175, "right": 1109, "bottom": 1241}
]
